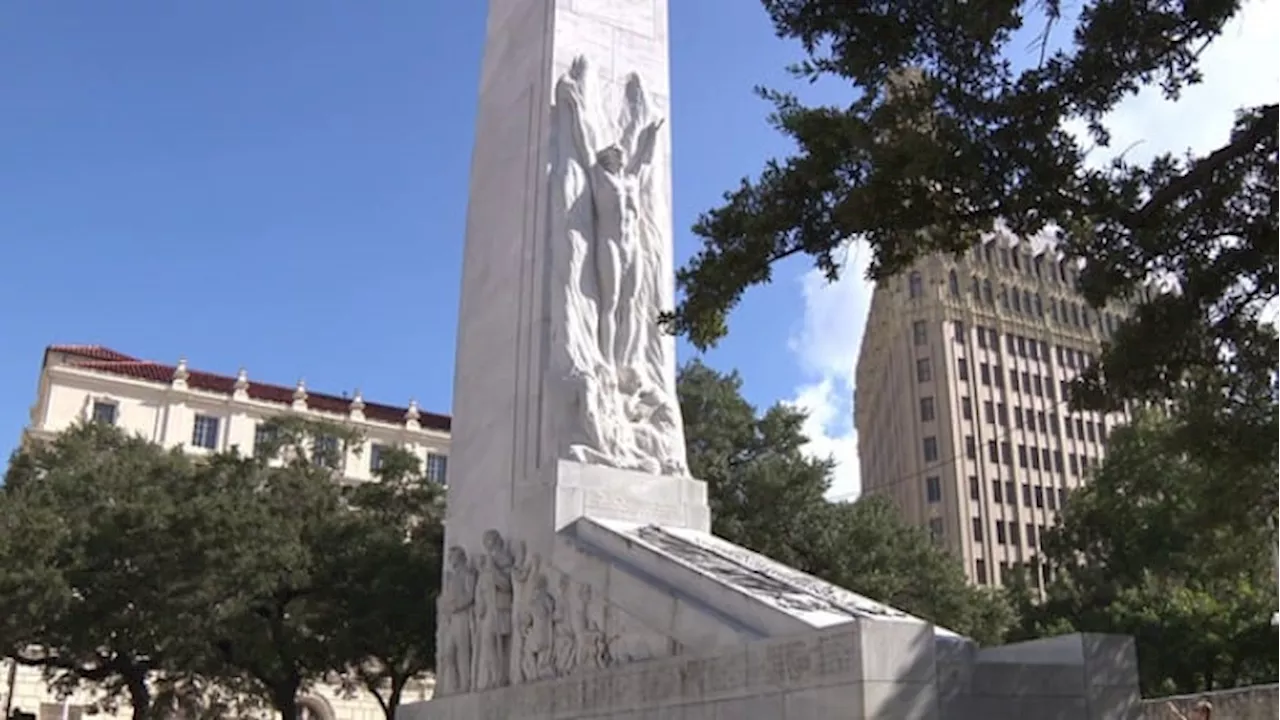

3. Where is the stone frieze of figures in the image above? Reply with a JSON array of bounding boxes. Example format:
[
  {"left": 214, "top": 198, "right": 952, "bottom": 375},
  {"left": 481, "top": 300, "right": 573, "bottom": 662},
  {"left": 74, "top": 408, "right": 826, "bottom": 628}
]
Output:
[{"left": 433, "top": 530, "right": 676, "bottom": 697}]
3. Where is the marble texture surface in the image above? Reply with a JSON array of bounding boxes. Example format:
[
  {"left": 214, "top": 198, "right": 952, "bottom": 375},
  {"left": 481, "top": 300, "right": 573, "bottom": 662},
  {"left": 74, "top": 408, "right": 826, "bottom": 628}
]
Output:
[{"left": 446, "top": 0, "right": 680, "bottom": 554}]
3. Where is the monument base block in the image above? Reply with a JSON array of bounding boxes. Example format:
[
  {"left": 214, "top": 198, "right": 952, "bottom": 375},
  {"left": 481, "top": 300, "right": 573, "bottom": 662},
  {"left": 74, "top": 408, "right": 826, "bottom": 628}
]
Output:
[{"left": 409, "top": 465, "right": 1139, "bottom": 719}]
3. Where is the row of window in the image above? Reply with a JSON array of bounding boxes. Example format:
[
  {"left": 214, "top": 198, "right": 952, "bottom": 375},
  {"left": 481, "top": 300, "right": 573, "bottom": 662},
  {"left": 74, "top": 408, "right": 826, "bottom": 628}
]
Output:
[
  {"left": 928, "top": 520, "right": 1057, "bottom": 588},
  {"left": 964, "top": 435, "right": 1097, "bottom": 476},
  {"left": 963, "top": 322, "right": 1098, "bottom": 370},
  {"left": 974, "top": 558, "right": 1054, "bottom": 587},
  {"left": 90, "top": 400, "right": 448, "bottom": 482},
  {"left": 923, "top": 434, "right": 1097, "bottom": 476},
  {"left": 972, "top": 516, "right": 1050, "bottom": 548},
  {"left": 958, "top": 398, "right": 1106, "bottom": 442},
  {"left": 926, "top": 475, "right": 1070, "bottom": 512}
]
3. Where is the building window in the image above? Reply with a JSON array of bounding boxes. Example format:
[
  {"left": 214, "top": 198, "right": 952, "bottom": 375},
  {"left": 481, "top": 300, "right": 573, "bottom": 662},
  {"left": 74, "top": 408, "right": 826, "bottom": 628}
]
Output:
[
  {"left": 1047, "top": 486, "right": 1057, "bottom": 510},
  {"left": 961, "top": 396, "right": 973, "bottom": 420},
  {"left": 90, "top": 400, "right": 118, "bottom": 425},
  {"left": 1058, "top": 487, "right": 1067, "bottom": 507},
  {"left": 971, "top": 275, "right": 981, "bottom": 300},
  {"left": 968, "top": 476, "right": 980, "bottom": 500},
  {"left": 1005, "top": 480, "right": 1015, "bottom": 505},
  {"left": 957, "top": 358, "right": 969, "bottom": 381},
  {"left": 993, "top": 365, "right": 1005, "bottom": 388},
  {"left": 922, "top": 436, "right": 939, "bottom": 463},
  {"left": 995, "top": 520, "right": 1007, "bottom": 544},
  {"left": 976, "top": 326, "right": 987, "bottom": 348},
  {"left": 912, "top": 320, "right": 928, "bottom": 346},
  {"left": 982, "top": 280, "right": 993, "bottom": 304},
  {"left": 991, "top": 479, "right": 1003, "bottom": 503},
  {"left": 983, "top": 400, "right": 995, "bottom": 424},
  {"left": 920, "top": 396, "right": 936, "bottom": 423},
  {"left": 1022, "top": 483, "right": 1033, "bottom": 506},
  {"left": 1069, "top": 453, "right": 1080, "bottom": 475},
  {"left": 948, "top": 270, "right": 960, "bottom": 297},
  {"left": 1054, "top": 450, "right": 1065, "bottom": 473},
  {"left": 987, "top": 439, "right": 998, "bottom": 463},
  {"left": 1026, "top": 523, "right": 1038, "bottom": 548},
  {"left": 975, "top": 559, "right": 988, "bottom": 585},
  {"left": 972, "top": 517, "right": 984, "bottom": 543},
  {"left": 254, "top": 423, "right": 278, "bottom": 458},
  {"left": 1017, "top": 444, "right": 1028, "bottom": 468},
  {"left": 979, "top": 363, "right": 991, "bottom": 385},
  {"left": 926, "top": 476, "right": 942, "bottom": 503},
  {"left": 1001, "top": 441, "right": 1013, "bottom": 465},
  {"left": 1034, "top": 486, "right": 1045, "bottom": 508},
  {"left": 928, "top": 517, "right": 944, "bottom": 544},
  {"left": 426, "top": 452, "right": 449, "bottom": 483},
  {"left": 965, "top": 435, "right": 977, "bottom": 459},
  {"left": 1011, "top": 372, "right": 1020, "bottom": 392},
  {"left": 1042, "top": 447, "right": 1052, "bottom": 469},
  {"left": 370, "top": 443, "right": 389, "bottom": 472},
  {"left": 314, "top": 434, "right": 341, "bottom": 469},
  {"left": 953, "top": 320, "right": 965, "bottom": 342},
  {"left": 1014, "top": 407, "right": 1024, "bottom": 430},
  {"left": 916, "top": 358, "right": 932, "bottom": 383},
  {"left": 997, "top": 403, "right": 1008, "bottom": 427},
  {"left": 191, "top": 414, "right": 220, "bottom": 450},
  {"left": 909, "top": 271, "right": 924, "bottom": 298},
  {"left": 1012, "top": 290, "right": 1022, "bottom": 313}
]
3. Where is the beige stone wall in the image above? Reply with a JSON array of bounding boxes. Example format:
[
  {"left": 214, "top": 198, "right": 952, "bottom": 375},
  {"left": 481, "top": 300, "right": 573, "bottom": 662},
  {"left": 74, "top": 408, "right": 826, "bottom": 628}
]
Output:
[{"left": 1140, "top": 684, "right": 1279, "bottom": 719}]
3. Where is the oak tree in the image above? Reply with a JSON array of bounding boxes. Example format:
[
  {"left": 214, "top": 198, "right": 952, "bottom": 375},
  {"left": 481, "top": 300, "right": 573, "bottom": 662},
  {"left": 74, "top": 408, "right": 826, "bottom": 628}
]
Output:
[
  {"left": 678, "top": 360, "right": 1012, "bottom": 642},
  {"left": 1009, "top": 411, "right": 1279, "bottom": 694},
  {"left": 670, "top": 0, "right": 1277, "bottom": 521},
  {"left": 315, "top": 445, "right": 445, "bottom": 720},
  {"left": 0, "top": 423, "right": 238, "bottom": 720}
]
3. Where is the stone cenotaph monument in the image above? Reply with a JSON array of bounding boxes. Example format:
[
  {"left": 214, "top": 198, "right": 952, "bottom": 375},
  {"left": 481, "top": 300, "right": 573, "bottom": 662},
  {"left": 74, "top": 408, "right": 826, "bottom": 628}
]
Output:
[{"left": 397, "top": 1, "right": 1144, "bottom": 718}]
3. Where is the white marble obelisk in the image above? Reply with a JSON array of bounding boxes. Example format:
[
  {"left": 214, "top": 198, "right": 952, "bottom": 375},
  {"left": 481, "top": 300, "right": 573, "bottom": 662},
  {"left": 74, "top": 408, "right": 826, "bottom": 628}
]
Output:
[{"left": 446, "top": 0, "right": 700, "bottom": 554}]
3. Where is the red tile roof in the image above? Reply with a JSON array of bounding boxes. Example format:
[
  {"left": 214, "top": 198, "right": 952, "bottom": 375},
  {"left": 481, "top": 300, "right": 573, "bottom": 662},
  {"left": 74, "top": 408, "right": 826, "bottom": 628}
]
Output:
[{"left": 46, "top": 345, "right": 451, "bottom": 432}]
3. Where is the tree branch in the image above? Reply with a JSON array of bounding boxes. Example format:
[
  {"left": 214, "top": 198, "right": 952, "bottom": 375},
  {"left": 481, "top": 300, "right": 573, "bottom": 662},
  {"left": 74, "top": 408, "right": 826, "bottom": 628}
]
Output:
[{"left": 1129, "top": 104, "right": 1278, "bottom": 228}]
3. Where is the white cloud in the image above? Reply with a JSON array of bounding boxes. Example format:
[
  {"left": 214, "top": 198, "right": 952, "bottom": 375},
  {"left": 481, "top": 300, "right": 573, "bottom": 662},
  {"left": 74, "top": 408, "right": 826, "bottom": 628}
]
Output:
[
  {"left": 1066, "top": 0, "right": 1279, "bottom": 167},
  {"left": 784, "top": 2, "right": 1276, "bottom": 501},
  {"left": 786, "top": 249, "right": 873, "bottom": 501}
]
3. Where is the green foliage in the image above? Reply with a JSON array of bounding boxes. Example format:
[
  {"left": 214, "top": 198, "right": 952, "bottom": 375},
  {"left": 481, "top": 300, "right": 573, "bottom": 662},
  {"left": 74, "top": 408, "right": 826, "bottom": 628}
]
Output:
[
  {"left": 0, "top": 423, "right": 239, "bottom": 720},
  {"left": 669, "top": 0, "right": 1277, "bottom": 516},
  {"left": 677, "top": 360, "right": 1012, "bottom": 643},
  {"left": 199, "top": 418, "right": 440, "bottom": 720},
  {"left": 0, "top": 419, "right": 444, "bottom": 720},
  {"left": 1009, "top": 411, "right": 1279, "bottom": 694},
  {"left": 315, "top": 446, "right": 445, "bottom": 720}
]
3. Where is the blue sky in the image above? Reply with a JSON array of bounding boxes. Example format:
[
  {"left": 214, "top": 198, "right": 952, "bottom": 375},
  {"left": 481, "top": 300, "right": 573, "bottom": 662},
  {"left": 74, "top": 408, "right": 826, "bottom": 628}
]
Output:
[
  {"left": 0, "top": 2, "right": 838, "bottom": 473},
  {"left": 2, "top": 1, "right": 1273, "bottom": 498}
]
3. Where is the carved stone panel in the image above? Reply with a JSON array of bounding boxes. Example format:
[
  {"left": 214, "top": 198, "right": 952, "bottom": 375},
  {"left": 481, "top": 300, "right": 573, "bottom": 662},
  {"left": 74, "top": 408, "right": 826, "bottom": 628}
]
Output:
[{"left": 434, "top": 529, "right": 679, "bottom": 698}]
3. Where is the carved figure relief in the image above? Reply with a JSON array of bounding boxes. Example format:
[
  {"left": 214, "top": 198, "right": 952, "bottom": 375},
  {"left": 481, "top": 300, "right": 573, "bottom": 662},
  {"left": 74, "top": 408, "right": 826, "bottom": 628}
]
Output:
[
  {"left": 433, "top": 530, "right": 676, "bottom": 696},
  {"left": 548, "top": 55, "right": 690, "bottom": 478},
  {"left": 436, "top": 546, "right": 477, "bottom": 696},
  {"left": 476, "top": 530, "right": 514, "bottom": 690}
]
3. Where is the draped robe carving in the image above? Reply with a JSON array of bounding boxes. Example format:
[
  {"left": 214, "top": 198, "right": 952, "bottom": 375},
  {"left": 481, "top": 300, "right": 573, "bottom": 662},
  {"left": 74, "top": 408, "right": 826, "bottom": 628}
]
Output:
[{"left": 547, "top": 56, "right": 689, "bottom": 477}]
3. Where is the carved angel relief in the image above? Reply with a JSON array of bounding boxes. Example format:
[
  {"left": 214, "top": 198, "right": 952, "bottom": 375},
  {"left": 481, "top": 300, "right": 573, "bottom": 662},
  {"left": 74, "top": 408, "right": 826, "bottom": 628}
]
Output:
[
  {"left": 549, "top": 55, "right": 690, "bottom": 478},
  {"left": 433, "top": 529, "right": 676, "bottom": 697}
]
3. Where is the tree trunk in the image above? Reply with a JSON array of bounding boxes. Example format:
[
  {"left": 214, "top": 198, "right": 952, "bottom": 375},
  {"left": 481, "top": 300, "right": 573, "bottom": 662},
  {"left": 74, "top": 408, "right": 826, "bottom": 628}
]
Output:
[
  {"left": 273, "top": 682, "right": 301, "bottom": 720},
  {"left": 126, "top": 672, "right": 152, "bottom": 720},
  {"left": 380, "top": 677, "right": 405, "bottom": 720}
]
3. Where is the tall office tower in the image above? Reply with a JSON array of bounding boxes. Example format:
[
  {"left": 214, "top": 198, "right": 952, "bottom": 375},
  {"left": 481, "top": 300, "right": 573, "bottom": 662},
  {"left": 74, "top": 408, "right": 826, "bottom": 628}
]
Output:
[{"left": 854, "top": 231, "right": 1142, "bottom": 591}]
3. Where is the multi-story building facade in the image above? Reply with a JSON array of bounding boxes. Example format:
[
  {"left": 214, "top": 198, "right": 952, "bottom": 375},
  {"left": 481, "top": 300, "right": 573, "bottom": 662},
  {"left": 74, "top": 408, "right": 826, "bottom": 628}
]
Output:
[
  {"left": 854, "top": 232, "right": 1142, "bottom": 590},
  {"left": 5, "top": 344, "right": 450, "bottom": 720},
  {"left": 23, "top": 344, "right": 452, "bottom": 483}
]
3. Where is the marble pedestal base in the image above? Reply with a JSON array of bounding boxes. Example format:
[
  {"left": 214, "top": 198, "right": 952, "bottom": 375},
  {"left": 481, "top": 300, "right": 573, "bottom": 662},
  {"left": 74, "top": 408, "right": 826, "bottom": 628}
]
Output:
[{"left": 409, "top": 462, "right": 1140, "bottom": 719}]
